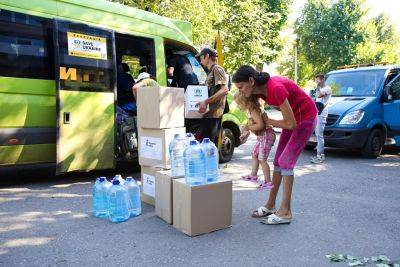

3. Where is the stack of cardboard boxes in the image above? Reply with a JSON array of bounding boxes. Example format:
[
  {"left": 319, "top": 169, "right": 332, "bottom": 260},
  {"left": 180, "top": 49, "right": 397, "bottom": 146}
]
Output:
[{"left": 137, "top": 86, "right": 232, "bottom": 237}]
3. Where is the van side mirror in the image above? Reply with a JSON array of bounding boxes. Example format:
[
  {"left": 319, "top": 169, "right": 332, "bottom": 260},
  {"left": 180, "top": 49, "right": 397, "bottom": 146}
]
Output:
[{"left": 383, "top": 85, "right": 393, "bottom": 102}]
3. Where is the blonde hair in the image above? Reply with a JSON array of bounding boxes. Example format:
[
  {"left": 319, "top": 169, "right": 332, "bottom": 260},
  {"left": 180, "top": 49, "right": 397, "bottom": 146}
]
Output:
[{"left": 233, "top": 92, "right": 261, "bottom": 113}]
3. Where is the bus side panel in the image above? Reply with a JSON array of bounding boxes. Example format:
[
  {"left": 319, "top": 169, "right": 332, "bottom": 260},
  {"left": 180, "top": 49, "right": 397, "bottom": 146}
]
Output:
[
  {"left": 0, "top": 144, "right": 55, "bottom": 165},
  {"left": 0, "top": 77, "right": 56, "bottom": 127},
  {"left": 0, "top": 77, "right": 56, "bottom": 166}
]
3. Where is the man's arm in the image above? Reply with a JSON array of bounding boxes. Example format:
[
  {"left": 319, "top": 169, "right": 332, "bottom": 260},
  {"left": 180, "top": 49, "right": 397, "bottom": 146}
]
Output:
[{"left": 198, "top": 85, "right": 228, "bottom": 113}]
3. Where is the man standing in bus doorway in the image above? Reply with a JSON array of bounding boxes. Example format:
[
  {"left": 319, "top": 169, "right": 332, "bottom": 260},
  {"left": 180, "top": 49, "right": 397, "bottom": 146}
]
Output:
[
  {"left": 195, "top": 47, "right": 228, "bottom": 143},
  {"left": 311, "top": 74, "right": 331, "bottom": 164}
]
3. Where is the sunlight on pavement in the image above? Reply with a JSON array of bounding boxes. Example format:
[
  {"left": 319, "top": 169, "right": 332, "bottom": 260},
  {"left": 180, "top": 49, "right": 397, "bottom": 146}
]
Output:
[
  {"left": 0, "top": 223, "right": 33, "bottom": 233},
  {"left": 51, "top": 182, "right": 92, "bottom": 188},
  {"left": 1, "top": 237, "right": 54, "bottom": 248}
]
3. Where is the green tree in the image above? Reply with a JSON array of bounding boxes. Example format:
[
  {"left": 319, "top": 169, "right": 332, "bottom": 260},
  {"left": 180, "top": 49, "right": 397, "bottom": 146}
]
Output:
[
  {"left": 110, "top": 0, "right": 291, "bottom": 73},
  {"left": 295, "top": 0, "right": 365, "bottom": 77}
]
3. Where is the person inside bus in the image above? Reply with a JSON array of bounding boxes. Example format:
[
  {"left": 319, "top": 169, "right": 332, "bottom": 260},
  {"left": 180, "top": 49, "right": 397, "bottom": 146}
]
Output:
[
  {"left": 117, "top": 63, "right": 135, "bottom": 113},
  {"left": 132, "top": 72, "right": 158, "bottom": 101},
  {"left": 167, "top": 51, "right": 199, "bottom": 91}
]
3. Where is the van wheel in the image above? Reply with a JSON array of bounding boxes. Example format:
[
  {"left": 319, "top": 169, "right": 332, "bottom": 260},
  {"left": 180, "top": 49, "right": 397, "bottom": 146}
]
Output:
[
  {"left": 361, "top": 128, "right": 384, "bottom": 158},
  {"left": 219, "top": 128, "right": 235, "bottom": 163}
]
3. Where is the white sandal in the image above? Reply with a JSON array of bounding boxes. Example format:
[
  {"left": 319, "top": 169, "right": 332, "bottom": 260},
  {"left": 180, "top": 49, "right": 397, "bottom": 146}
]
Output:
[
  {"left": 261, "top": 214, "right": 291, "bottom": 225},
  {"left": 251, "top": 206, "right": 276, "bottom": 218}
]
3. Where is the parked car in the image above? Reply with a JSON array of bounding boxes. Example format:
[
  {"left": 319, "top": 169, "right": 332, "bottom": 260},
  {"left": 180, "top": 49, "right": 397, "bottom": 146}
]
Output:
[{"left": 307, "top": 65, "right": 400, "bottom": 158}]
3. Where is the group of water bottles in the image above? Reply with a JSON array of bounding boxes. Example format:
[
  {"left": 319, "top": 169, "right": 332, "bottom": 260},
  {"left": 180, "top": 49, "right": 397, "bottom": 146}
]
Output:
[
  {"left": 169, "top": 133, "right": 220, "bottom": 185},
  {"left": 92, "top": 174, "right": 141, "bottom": 223}
]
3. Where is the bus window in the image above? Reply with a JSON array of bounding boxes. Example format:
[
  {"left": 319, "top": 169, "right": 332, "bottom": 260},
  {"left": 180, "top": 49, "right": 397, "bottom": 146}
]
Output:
[
  {"left": 55, "top": 21, "right": 115, "bottom": 92},
  {"left": 115, "top": 33, "right": 156, "bottom": 80},
  {"left": 0, "top": 10, "right": 54, "bottom": 79}
]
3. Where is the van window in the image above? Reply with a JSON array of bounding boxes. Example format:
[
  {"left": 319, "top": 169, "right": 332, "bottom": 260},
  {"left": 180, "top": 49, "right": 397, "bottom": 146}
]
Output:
[
  {"left": 390, "top": 75, "right": 400, "bottom": 100},
  {"left": 0, "top": 10, "right": 54, "bottom": 79},
  {"left": 326, "top": 70, "right": 386, "bottom": 97}
]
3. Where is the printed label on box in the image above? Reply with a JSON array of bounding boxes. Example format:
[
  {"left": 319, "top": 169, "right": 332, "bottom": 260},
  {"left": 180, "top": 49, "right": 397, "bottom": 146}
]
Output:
[
  {"left": 143, "top": 173, "right": 155, "bottom": 197},
  {"left": 140, "top": 136, "right": 162, "bottom": 160}
]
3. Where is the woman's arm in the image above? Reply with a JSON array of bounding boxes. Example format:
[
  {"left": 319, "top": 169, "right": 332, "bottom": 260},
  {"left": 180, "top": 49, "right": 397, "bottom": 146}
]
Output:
[
  {"left": 267, "top": 99, "right": 297, "bottom": 130},
  {"left": 245, "top": 109, "right": 265, "bottom": 132}
]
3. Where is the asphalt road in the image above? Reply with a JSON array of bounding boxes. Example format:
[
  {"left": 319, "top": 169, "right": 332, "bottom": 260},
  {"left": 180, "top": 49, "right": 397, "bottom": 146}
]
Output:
[{"left": 0, "top": 134, "right": 399, "bottom": 266}]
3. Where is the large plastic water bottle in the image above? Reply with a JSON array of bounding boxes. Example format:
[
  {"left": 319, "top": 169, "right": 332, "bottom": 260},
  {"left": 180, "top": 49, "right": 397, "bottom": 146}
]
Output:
[
  {"left": 92, "top": 177, "right": 112, "bottom": 218},
  {"left": 108, "top": 180, "right": 130, "bottom": 223},
  {"left": 184, "top": 140, "right": 206, "bottom": 185},
  {"left": 125, "top": 177, "right": 141, "bottom": 217},
  {"left": 170, "top": 134, "right": 187, "bottom": 177},
  {"left": 201, "top": 138, "right": 220, "bottom": 182},
  {"left": 186, "top": 132, "right": 196, "bottom": 143},
  {"left": 112, "top": 174, "right": 125, "bottom": 186}
]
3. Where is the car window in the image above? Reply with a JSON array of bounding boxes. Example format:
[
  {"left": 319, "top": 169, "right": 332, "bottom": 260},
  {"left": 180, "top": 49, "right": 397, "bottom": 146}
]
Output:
[{"left": 389, "top": 74, "right": 400, "bottom": 100}]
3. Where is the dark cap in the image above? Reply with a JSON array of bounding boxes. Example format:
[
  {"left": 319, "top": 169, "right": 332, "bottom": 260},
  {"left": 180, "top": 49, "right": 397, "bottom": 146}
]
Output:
[{"left": 195, "top": 47, "right": 217, "bottom": 59}]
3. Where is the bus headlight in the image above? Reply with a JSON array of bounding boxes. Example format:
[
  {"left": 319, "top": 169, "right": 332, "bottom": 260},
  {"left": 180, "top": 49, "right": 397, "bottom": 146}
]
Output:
[{"left": 339, "top": 110, "right": 365, "bottom": 125}]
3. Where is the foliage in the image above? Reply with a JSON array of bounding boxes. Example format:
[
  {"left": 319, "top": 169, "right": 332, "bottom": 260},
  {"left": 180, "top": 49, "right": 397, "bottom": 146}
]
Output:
[{"left": 110, "top": 0, "right": 291, "bottom": 73}]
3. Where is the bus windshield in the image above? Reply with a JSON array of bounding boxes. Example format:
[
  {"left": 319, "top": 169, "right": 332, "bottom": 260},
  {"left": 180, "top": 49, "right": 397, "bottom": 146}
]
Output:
[{"left": 326, "top": 69, "right": 386, "bottom": 97}]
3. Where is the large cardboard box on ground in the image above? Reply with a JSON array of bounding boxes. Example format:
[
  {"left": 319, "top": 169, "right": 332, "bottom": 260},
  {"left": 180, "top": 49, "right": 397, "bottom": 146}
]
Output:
[
  {"left": 141, "top": 166, "right": 162, "bottom": 206},
  {"left": 137, "top": 86, "right": 184, "bottom": 129},
  {"left": 155, "top": 170, "right": 183, "bottom": 224},
  {"left": 173, "top": 178, "right": 232, "bottom": 237},
  {"left": 185, "top": 85, "right": 209, "bottom": 118},
  {"left": 138, "top": 127, "right": 186, "bottom": 169}
]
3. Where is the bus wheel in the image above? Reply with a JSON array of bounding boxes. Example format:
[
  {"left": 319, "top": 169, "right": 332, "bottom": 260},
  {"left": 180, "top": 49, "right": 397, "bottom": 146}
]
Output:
[
  {"left": 219, "top": 128, "right": 235, "bottom": 163},
  {"left": 361, "top": 128, "right": 383, "bottom": 158}
]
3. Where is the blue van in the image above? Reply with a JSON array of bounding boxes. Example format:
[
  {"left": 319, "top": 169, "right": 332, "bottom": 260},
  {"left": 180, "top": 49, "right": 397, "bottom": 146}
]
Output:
[{"left": 308, "top": 65, "right": 400, "bottom": 158}]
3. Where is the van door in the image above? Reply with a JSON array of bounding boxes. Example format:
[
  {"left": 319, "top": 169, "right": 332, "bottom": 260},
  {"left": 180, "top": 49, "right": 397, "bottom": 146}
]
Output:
[
  {"left": 383, "top": 73, "right": 400, "bottom": 145},
  {"left": 54, "top": 20, "right": 116, "bottom": 174}
]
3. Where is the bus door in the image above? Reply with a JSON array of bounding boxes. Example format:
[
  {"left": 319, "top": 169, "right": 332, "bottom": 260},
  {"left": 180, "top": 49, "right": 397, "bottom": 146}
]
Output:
[{"left": 53, "top": 20, "right": 116, "bottom": 174}]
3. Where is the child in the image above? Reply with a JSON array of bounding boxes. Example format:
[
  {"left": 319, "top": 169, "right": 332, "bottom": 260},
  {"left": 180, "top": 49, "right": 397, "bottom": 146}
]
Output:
[{"left": 234, "top": 92, "right": 276, "bottom": 190}]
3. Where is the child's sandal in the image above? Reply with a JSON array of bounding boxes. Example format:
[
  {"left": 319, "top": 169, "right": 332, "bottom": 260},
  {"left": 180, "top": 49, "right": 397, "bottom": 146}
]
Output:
[
  {"left": 241, "top": 174, "right": 258, "bottom": 182},
  {"left": 258, "top": 182, "right": 274, "bottom": 190}
]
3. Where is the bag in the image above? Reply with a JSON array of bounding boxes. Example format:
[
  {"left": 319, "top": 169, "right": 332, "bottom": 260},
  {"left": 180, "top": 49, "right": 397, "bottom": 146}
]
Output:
[{"left": 315, "top": 101, "right": 325, "bottom": 115}]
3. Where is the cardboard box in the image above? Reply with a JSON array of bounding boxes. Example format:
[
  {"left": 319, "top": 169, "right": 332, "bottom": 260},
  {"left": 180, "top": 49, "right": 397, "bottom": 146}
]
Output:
[
  {"left": 155, "top": 170, "right": 183, "bottom": 224},
  {"left": 185, "top": 85, "right": 209, "bottom": 118},
  {"left": 173, "top": 178, "right": 232, "bottom": 237},
  {"left": 138, "top": 127, "right": 186, "bottom": 169},
  {"left": 137, "top": 86, "right": 184, "bottom": 129},
  {"left": 140, "top": 166, "right": 161, "bottom": 206}
]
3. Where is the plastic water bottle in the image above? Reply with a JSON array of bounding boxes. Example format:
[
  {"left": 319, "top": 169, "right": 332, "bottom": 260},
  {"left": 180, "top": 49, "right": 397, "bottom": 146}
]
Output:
[
  {"left": 112, "top": 174, "right": 125, "bottom": 186},
  {"left": 184, "top": 140, "right": 206, "bottom": 185},
  {"left": 108, "top": 180, "right": 130, "bottom": 223},
  {"left": 125, "top": 177, "right": 141, "bottom": 217},
  {"left": 170, "top": 134, "right": 186, "bottom": 177},
  {"left": 92, "top": 177, "right": 112, "bottom": 218},
  {"left": 186, "top": 132, "right": 196, "bottom": 143},
  {"left": 201, "top": 138, "right": 220, "bottom": 182}
]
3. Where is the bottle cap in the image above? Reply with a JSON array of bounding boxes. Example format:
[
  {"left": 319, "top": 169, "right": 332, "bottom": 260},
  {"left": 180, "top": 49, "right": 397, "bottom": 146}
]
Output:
[
  {"left": 190, "top": 140, "right": 198, "bottom": 145},
  {"left": 126, "top": 177, "right": 133, "bottom": 182},
  {"left": 99, "top": 177, "right": 106, "bottom": 182},
  {"left": 202, "top": 138, "right": 210, "bottom": 143},
  {"left": 112, "top": 180, "right": 120, "bottom": 185}
]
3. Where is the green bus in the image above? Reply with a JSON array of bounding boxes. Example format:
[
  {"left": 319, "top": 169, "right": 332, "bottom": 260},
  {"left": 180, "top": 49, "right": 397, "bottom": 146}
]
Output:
[{"left": 0, "top": 0, "right": 243, "bottom": 174}]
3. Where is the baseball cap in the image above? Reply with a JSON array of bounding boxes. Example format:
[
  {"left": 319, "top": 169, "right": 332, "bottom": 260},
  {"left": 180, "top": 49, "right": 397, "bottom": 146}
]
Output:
[
  {"left": 195, "top": 47, "right": 217, "bottom": 60},
  {"left": 135, "top": 72, "right": 150, "bottom": 83}
]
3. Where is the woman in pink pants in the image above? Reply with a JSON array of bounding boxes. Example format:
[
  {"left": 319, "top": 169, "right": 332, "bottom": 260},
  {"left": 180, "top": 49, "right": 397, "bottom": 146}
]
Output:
[{"left": 233, "top": 65, "right": 317, "bottom": 225}]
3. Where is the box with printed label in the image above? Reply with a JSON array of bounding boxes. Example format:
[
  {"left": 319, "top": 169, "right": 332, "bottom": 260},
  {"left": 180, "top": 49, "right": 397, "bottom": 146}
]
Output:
[
  {"left": 173, "top": 178, "right": 232, "bottom": 237},
  {"left": 155, "top": 170, "right": 183, "bottom": 224},
  {"left": 185, "top": 85, "right": 209, "bottom": 118},
  {"left": 138, "top": 127, "right": 186, "bottom": 169},
  {"left": 140, "top": 166, "right": 162, "bottom": 206},
  {"left": 137, "top": 86, "right": 184, "bottom": 129}
]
